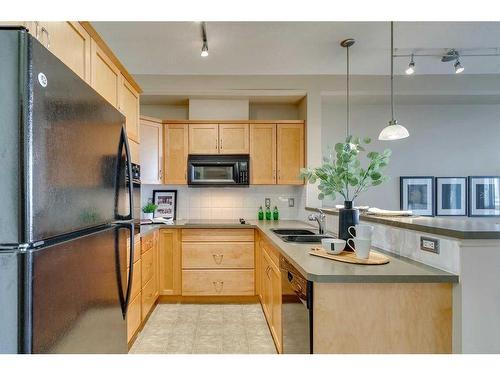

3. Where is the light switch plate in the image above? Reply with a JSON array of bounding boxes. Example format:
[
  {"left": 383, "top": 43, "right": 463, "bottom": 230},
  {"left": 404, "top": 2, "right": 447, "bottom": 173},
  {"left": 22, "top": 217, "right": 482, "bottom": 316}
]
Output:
[
  {"left": 265, "top": 198, "right": 271, "bottom": 208},
  {"left": 288, "top": 198, "right": 295, "bottom": 207},
  {"left": 420, "top": 236, "right": 439, "bottom": 254}
]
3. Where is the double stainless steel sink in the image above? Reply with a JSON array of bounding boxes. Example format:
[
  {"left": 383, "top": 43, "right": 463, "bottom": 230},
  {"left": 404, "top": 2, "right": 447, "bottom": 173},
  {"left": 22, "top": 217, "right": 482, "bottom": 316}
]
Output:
[{"left": 270, "top": 228, "right": 334, "bottom": 243}]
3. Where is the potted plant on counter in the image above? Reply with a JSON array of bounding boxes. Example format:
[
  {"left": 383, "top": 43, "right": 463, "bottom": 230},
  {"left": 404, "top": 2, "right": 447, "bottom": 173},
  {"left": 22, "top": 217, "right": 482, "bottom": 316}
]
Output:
[
  {"left": 300, "top": 136, "right": 391, "bottom": 241},
  {"left": 142, "top": 203, "right": 158, "bottom": 221}
]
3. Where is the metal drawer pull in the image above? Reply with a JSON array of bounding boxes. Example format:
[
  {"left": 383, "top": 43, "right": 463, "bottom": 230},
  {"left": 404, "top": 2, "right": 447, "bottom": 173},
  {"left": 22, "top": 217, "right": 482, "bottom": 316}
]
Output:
[
  {"left": 213, "top": 281, "right": 224, "bottom": 293},
  {"left": 212, "top": 254, "right": 224, "bottom": 264}
]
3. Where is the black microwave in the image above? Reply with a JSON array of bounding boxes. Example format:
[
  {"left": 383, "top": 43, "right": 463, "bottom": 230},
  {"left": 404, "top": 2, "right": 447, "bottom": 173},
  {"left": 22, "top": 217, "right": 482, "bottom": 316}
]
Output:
[{"left": 187, "top": 154, "right": 249, "bottom": 186}]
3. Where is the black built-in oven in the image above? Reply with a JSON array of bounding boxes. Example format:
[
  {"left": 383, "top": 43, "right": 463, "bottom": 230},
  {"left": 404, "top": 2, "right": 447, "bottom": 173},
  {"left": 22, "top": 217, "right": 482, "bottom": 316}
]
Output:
[{"left": 187, "top": 154, "right": 249, "bottom": 186}]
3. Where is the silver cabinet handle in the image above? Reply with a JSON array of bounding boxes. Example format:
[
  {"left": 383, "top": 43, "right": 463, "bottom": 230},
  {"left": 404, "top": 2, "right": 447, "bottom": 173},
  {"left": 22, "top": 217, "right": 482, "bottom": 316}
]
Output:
[
  {"left": 40, "top": 26, "right": 50, "bottom": 49},
  {"left": 213, "top": 281, "right": 224, "bottom": 293},
  {"left": 34, "top": 21, "right": 40, "bottom": 39},
  {"left": 212, "top": 254, "right": 224, "bottom": 264}
]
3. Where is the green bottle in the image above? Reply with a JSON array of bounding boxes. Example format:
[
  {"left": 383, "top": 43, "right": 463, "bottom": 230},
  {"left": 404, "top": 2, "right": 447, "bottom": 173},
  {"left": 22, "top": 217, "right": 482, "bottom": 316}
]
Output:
[
  {"left": 265, "top": 206, "right": 272, "bottom": 220},
  {"left": 258, "top": 206, "right": 264, "bottom": 220},
  {"left": 273, "top": 206, "right": 279, "bottom": 221}
]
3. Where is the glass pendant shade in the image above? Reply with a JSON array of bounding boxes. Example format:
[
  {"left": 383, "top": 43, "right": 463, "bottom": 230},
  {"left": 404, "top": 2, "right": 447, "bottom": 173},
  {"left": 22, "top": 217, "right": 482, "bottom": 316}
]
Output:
[{"left": 378, "top": 120, "right": 410, "bottom": 141}]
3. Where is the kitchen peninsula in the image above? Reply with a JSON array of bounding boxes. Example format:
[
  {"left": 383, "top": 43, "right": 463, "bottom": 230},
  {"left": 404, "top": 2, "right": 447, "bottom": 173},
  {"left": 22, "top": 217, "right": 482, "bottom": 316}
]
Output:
[{"left": 136, "top": 219, "right": 457, "bottom": 354}]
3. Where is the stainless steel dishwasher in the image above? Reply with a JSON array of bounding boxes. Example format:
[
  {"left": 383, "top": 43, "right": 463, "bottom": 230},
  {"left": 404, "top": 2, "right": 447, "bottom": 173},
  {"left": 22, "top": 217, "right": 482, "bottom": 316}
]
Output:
[{"left": 280, "top": 256, "right": 313, "bottom": 354}]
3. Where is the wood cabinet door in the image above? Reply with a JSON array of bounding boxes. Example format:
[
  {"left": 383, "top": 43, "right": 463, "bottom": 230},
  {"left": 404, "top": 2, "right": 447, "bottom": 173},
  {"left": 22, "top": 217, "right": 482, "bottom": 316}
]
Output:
[
  {"left": 153, "top": 230, "right": 160, "bottom": 299},
  {"left": 140, "top": 117, "right": 163, "bottom": 184},
  {"left": 39, "top": 22, "right": 91, "bottom": 83},
  {"left": 164, "top": 124, "right": 189, "bottom": 184},
  {"left": 261, "top": 250, "right": 272, "bottom": 322},
  {"left": 120, "top": 76, "right": 140, "bottom": 143},
  {"left": 158, "top": 229, "right": 181, "bottom": 296},
  {"left": 188, "top": 124, "right": 219, "bottom": 154},
  {"left": 269, "top": 260, "right": 282, "bottom": 353},
  {"left": 128, "top": 139, "right": 140, "bottom": 165},
  {"left": 277, "top": 123, "right": 305, "bottom": 185},
  {"left": 250, "top": 123, "right": 276, "bottom": 184},
  {"left": 90, "top": 38, "right": 120, "bottom": 108},
  {"left": 219, "top": 123, "right": 249, "bottom": 154}
]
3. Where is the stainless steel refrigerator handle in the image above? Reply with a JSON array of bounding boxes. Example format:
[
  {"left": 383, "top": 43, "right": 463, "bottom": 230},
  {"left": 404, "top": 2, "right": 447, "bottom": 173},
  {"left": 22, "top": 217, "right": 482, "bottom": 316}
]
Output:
[
  {"left": 122, "top": 128, "right": 134, "bottom": 220},
  {"left": 115, "top": 127, "right": 133, "bottom": 220},
  {"left": 115, "top": 222, "right": 134, "bottom": 318}
]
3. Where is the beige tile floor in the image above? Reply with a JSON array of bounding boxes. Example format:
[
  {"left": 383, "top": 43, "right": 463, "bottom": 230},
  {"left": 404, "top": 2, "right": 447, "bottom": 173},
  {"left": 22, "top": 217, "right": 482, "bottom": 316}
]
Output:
[{"left": 129, "top": 303, "right": 277, "bottom": 354}]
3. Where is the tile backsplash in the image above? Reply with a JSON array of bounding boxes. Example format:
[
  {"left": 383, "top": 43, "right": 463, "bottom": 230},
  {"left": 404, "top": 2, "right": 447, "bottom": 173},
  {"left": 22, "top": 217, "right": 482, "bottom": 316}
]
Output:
[{"left": 141, "top": 185, "right": 305, "bottom": 221}]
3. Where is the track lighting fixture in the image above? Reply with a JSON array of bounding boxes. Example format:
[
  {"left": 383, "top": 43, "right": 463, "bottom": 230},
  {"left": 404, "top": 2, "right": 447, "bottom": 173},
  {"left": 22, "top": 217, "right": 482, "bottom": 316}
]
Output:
[
  {"left": 405, "top": 54, "right": 415, "bottom": 75},
  {"left": 200, "top": 22, "right": 208, "bottom": 57},
  {"left": 454, "top": 59, "right": 465, "bottom": 73}
]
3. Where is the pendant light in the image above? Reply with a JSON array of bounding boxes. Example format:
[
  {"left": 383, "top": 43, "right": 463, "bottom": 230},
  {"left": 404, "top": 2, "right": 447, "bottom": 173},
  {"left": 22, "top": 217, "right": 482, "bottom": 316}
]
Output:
[
  {"left": 378, "top": 22, "right": 410, "bottom": 141},
  {"left": 340, "top": 38, "right": 355, "bottom": 137}
]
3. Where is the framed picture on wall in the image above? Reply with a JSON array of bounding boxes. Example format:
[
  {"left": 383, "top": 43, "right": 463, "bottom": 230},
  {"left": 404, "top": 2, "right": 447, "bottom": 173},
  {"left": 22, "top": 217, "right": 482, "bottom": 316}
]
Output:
[
  {"left": 436, "top": 177, "right": 467, "bottom": 216},
  {"left": 152, "top": 190, "right": 177, "bottom": 220},
  {"left": 468, "top": 176, "right": 500, "bottom": 217},
  {"left": 400, "top": 176, "right": 435, "bottom": 216}
]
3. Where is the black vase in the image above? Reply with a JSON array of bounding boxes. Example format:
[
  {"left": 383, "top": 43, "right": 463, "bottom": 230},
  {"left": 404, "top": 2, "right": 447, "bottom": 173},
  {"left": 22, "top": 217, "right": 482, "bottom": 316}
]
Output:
[{"left": 338, "top": 201, "right": 359, "bottom": 246}]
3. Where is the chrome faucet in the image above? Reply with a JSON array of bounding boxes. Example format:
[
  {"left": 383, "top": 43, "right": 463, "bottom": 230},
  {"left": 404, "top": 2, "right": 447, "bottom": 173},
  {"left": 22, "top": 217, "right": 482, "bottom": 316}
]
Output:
[{"left": 308, "top": 209, "right": 326, "bottom": 234}]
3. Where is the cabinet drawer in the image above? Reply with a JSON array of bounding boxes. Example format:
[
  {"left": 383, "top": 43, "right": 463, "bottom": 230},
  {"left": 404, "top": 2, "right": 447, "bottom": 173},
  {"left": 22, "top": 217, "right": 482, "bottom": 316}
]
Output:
[
  {"left": 182, "top": 229, "right": 254, "bottom": 242},
  {"left": 130, "top": 259, "right": 141, "bottom": 300},
  {"left": 182, "top": 269, "right": 255, "bottom": 296},
  {"left": 127, "top": 238, "right": 141, "bottom": 267},
  {"left": 141, "top": 233, "right": 154, "bottom": 253},
  {"left": 141, "top": 248, "right": 154, "bottom": 287},
  {"left": 182, "top": 242, "right": 254, "bottom": 269},
  {"left": 141, "top": 277, "right": 156, "bottom": 318},
  {"left": 127, "top": 292, "right": 141, "bottom": 342}
]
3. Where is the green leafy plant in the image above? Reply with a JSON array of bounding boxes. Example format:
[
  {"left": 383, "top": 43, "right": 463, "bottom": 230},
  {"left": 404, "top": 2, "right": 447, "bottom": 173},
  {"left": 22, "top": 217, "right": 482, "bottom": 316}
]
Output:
[
  {"left": 142, "top": 203, "right": 158, "bottom": 214},
  {"left": 300, "top": 135, "right": 392, "bottom": 202}
]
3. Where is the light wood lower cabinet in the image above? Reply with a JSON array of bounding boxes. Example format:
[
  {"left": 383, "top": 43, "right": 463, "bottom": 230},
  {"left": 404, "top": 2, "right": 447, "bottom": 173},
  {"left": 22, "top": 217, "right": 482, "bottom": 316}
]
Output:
[
  {"left": 130, "top": 259, "right": 141, "bottom": 300},
  {"left": 182, "top": 269, "right": 255, "bottom": 296},
  {"left": 158, "top": 229, "right": 181, "bottom": 296},
  {"left": 182, "top": 242, "right": 254, "bottom": 269},
  {"left": 141, "top": 277, "right": 156, "bottom": 318},
  {"left": 127, "top": 292, "right": 142, "bottom": 342},
  {"left": 141, "top": 248, "right": 154, "bottom": 287},
  {"left": 182, "top": 228, "right": 254, "bottom": 242},
  {"left": 259, "top": 237, "right": 282, "bottom": 353}
]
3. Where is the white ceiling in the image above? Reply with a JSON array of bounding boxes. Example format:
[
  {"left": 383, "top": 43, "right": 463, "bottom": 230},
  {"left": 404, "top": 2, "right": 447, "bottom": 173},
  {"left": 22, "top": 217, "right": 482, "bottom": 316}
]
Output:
[{"left": 92, "top": 21, "right": 500, "bottom": 75}]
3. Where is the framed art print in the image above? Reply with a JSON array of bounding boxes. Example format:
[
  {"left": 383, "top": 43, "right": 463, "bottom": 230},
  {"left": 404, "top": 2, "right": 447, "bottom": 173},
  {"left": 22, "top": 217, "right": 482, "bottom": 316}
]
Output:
[
  {"left": 436, "top": 177, "right": 467, "bottom": 216},
  {"left": 152, "top": 190, "right": 177, "bottom": 219},
  {"left": 468, "top": 176, "right": 500, "bottom": 217},
  {"left": 400, "top": 176, "right": 435, "bottom": 216}
]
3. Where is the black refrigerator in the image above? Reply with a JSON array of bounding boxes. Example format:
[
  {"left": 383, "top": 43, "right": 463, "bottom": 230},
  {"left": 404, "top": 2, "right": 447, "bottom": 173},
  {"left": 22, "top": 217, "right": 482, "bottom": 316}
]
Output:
[{"left": 0, "top": 27, "right": 135, "bottom": 354}]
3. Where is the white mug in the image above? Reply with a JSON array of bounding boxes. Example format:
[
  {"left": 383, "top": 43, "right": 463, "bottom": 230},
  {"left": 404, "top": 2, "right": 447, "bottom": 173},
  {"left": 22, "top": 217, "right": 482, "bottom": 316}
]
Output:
[
  {"left": 321, "top": 238, "right": 346, "bottom": 255},
  {"left": 347, "top": 238, "right": 371, "bottom": 259},
  {"left": 348, "top": 224, "right": 374, "bottom": 240}
]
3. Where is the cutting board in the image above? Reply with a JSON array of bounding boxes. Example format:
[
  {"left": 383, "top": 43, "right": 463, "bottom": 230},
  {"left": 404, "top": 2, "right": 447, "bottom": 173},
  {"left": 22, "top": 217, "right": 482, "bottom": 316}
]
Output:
[{"left": 309, "top": 247, "right": 390, "bottom": 265}]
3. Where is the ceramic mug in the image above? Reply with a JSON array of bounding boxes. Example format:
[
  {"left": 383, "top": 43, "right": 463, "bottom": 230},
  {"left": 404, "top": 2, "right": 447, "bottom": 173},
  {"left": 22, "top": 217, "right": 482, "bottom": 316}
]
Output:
[
  {"left": 321, "top": 238, "right": 346, "bottom": 255},
  {"left": 347, "top": 238, "right": 371, "bottom": 259},
  {"left": 348, "top": 224, "right": 374, "bottom": 239}
]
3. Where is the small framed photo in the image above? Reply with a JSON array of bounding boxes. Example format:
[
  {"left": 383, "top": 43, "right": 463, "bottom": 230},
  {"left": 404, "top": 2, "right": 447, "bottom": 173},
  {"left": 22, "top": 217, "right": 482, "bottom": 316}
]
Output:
[
  {"left": 468, "top": 176, "right": 500, "bottom": 217},
  {"left": 436, "top": 177, "right": 467, "bottom": 216},
  {"left": 400, "top": 176, "right": 435, "bottom": 216},
  {"left": 152, "top": 190, "right": 177, "bottom": 219}
]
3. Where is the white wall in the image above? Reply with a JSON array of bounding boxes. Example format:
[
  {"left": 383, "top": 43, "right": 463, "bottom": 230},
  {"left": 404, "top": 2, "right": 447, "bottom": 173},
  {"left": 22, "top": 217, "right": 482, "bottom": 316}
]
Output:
[
  {"left": 141, "top": 185, "right": 304, "bottom": 221},
  {"left": 140, "top": 104, "right": 188, "bottom": 119},
  {"left": 249, "top": 103, "right": 299, "bottom": 120},
  {"left": 188, "top": 99, "right": 249, "bottom": 120},
  {"left": 321, "top": 101, "right": 500, "bottom": 209}
]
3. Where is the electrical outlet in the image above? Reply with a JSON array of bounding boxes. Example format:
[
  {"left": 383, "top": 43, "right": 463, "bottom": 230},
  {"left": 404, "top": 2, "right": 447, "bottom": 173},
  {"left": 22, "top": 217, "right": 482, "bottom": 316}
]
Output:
[
  {"left": 420, "top": 236, "right": 439, "bottom": 254},
  {"left": 288, "top": 198, "right": 295, "bottom": 207},
  {"left": 265, "top": 198, "right": 271, "bottom": 208}
]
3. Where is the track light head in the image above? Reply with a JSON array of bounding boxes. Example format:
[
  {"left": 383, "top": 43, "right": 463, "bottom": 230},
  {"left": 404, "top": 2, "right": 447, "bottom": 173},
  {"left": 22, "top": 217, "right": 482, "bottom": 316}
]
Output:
[
  {"left": 405, "top": 55, "right": 415, "bottom": 75},
  {"left": 201, "top": 42, "right": 208, "bottom": 57},
  {"left": 454, "top": 59, "right": 464, "bottom": 73}
]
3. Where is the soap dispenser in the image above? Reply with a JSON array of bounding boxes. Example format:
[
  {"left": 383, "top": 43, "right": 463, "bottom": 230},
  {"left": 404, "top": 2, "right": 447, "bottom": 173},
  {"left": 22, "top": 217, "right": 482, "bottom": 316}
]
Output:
[
  {"left": 258, "top": 206, "right": 264, "bottom": 220},
  {"left": 273, "top": 206, "right": 279, "bottom": 221}
]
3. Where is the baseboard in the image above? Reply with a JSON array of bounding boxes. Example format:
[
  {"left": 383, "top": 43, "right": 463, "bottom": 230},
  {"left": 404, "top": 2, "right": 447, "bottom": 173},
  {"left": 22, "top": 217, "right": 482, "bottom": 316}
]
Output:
[{"left": 157, "top": 295, "right": 259, "bottom": 304}]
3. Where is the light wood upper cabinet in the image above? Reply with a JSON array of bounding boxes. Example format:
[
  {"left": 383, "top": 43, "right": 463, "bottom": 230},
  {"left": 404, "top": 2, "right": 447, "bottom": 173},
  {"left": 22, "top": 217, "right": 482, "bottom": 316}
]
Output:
[
  {"left": 250, "top": 123, "right": 277, "bottom": 184},
  {"left": 188, "top": 123, "right": 219, "bottom": 154},
  {"left": 129, "top": 139, "right": 140, "bottom": 165},
  {"left": 39, "top": 22, "right": 91, "bottom": 83},
  {"left": 219, "top": 123, "right": 249, "bottom": 154},
  {"left": 165, "top": 124, "right": 189, "bottom": 184},
  {"left": 140, "top": 117, "right": 163, "bottom": 184},
  {"left": 90, "top": 38, "right": 120, "bottom": 108},
  {"left": 277, "top": 123, "right": 305, "bottom": 185},
  {"left": 158, "top": 229, "right": 181, "bottom": 296},
  {"left": 120, "top": 75, "right": 140, "bottom": 143}
]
